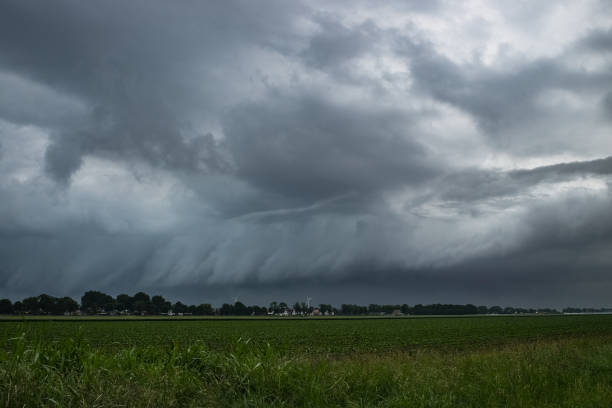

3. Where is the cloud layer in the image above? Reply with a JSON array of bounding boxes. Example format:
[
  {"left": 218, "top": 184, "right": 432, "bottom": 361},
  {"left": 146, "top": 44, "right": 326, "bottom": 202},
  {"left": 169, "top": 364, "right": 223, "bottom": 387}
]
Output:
[{"left": 1, "top": 0, "right": 611, "bottom": 306}]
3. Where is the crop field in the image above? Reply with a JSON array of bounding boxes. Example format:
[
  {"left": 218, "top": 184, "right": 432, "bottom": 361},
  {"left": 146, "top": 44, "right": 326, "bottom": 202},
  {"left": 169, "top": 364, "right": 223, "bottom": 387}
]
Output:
[
  {"left": 2, "top": 315, "right": 612, "bottom": 407},
  {"left": 2, "top": 314, "right": 612, "bottom": 353}
]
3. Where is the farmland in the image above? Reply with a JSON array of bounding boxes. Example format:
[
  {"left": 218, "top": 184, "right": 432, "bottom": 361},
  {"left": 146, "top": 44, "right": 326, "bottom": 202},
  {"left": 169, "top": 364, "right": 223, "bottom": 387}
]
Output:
[
  {"left": 2, "top": 315, "right": 612, "bottom": 407},
  {"left": 2, "top": 314, "right": 612, "bottom": 353}
]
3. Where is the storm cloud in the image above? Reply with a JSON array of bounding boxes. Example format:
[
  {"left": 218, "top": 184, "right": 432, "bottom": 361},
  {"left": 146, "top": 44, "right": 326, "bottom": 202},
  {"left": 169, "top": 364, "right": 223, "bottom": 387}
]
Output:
[{"left": 1, "top": 1, "right": 611, "bottom": 307}]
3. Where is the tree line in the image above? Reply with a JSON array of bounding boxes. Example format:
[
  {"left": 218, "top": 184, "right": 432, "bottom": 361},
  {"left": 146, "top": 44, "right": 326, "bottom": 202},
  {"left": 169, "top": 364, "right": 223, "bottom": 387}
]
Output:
[
  {"left": 338, "top": 303, "right": 566, "bottom": 315},
  {"left": 0, "top": 291, "right": 609, "bottom": 316},
  {"left": 0, "top": 291, "right": 266, "bottom": 316}
]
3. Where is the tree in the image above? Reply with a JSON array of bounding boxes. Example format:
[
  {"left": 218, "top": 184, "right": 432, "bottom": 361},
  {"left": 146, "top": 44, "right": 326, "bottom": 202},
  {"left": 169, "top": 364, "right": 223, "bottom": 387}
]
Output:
[
  {"left": 173, "top": 301, "right": 187, "bottom": 314},
  {"left": 37, "top": 294, "right": 56, "bottom": 314},
  {"left": 116, "top": 294, "right": 133, "bottom": 311},
  {"left": 319, "top": 304, "right": 333, "bottom": 314},
  {"left": 57, "top": 297, "right": 79, "bottom": 313},
  {"left": 22, "top": 296, "right": 40, "bottom": 314},
  {"left": 368, "top": 304, "right": 381, "bottom": 314},
  {"left": 465, "top": 304, "right": 478, "bottom": 314},
  {"left": 0, "top": 298, "right": 12, "bottom": 314},
  {"left": 234, "top": 301, "right": 248, "bottom": 315},
  {"left": 104, "top": 300, "right": 117, "bottom": 312},
  {"left": 132, "top": 292, "right": 151, "bottom": 312},
  {"left": 152, "top": 295, "right": 171, "bottom": 314},
  {"left": 341, "top": 304, "right": 366, "bottom": 315},
  {"left": 133, "top": 292, "right": 151, "bottom": 303},
  {"left": 249, "top": 305, "right": 267, "bottom": 316},
  {"left": 220, "top": 303, "right": 234, "bottom": 315},
  {"left": 81, "top": 291, "right": 113, "bottom": 313},
  {"left": 489, "top": 306, "right": 503, "bottom": 314},
  {"left": 195, "top": 303, "right": 214, "bottom": 315},
  {"left": 12, "top": 301, "right": 24, "bottom": 314}
]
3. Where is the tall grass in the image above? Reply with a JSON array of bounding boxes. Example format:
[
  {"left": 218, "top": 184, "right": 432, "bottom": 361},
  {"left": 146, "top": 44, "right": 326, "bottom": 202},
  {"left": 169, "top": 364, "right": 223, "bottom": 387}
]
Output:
[{"left": 1, "top": 333, "right": 612, "bottom": 407}]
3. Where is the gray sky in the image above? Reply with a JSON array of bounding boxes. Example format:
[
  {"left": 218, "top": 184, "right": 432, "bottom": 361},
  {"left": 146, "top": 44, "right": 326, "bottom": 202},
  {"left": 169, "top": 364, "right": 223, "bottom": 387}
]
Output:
[{"left": 1, "top": 1, "right": 611, "bottom": 307}]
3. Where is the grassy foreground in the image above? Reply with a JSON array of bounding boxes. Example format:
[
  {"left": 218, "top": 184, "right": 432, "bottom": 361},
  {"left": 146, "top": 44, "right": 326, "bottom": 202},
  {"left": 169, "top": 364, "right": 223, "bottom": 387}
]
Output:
[{"left": 1, "top": 333, "right": 612, "bottom": 407}]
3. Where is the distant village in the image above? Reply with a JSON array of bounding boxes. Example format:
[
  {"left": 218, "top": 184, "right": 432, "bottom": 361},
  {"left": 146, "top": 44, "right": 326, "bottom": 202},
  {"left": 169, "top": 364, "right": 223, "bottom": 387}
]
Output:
[{"left": 1, "top": 291, "right": 610, "bottom": 317}]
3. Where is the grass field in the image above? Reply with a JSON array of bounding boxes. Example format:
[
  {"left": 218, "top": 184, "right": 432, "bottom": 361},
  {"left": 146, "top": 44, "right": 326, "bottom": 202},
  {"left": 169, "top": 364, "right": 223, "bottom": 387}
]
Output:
[{"left": 2, "top": 315, "right": 612, "bottom": 407}]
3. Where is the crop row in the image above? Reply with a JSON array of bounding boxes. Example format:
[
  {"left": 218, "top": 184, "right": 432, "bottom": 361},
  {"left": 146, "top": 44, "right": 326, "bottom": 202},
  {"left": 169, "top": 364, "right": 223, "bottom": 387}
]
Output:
[{"left": 2, "top": 314, "right": 612, "bottom": 355}]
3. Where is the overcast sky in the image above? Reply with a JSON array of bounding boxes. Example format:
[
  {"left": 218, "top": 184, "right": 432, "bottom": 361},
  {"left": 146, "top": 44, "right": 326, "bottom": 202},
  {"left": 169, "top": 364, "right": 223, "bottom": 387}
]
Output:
[{"left": 1, "top": 1, "right": 611, "bottom": 307}]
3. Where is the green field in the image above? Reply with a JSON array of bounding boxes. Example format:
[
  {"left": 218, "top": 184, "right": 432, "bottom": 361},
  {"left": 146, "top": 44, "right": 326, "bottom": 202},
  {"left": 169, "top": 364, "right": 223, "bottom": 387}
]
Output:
[
  {"left": 2, "top": 315, "right": 612, "bottom": 407},
  {"left": 2, "top": 314, "right": 612, "bottom": 353}
]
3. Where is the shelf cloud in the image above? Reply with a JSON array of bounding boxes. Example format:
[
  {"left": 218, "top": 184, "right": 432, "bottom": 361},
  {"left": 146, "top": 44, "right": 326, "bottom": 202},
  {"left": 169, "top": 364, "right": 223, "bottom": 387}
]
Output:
[{"left": 1, "top": 0, "right": 611, "bottom": 306}]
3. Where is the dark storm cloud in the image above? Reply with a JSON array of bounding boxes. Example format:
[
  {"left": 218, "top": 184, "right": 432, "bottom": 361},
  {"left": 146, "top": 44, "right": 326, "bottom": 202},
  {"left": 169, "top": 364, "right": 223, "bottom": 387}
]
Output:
[
  {"left": 0, "top": 1, "right": 611, "bottom": 306},
  {"left": 521, "top": 191, "right": 612, "bottom": 252},
  {"left": 511, "top": 155, "right": 612, "bottom": 179},
  {"left": 605, "top": 92, "right": 612, "bottom": 118},
  {"left": 435, "top": 156, "right": 612, "bottom": 203},
  {"left": 0, "top": 0, "right": 303, "bottom": 181},
  {"left": 581, "top": 28, "right": 612, "bottom": 52},
  {"left": 300, "top": 18, "right": 378, "bottom": 70},
  {"left": 223, "top": 93, "right": 439, "bottom": 202}
]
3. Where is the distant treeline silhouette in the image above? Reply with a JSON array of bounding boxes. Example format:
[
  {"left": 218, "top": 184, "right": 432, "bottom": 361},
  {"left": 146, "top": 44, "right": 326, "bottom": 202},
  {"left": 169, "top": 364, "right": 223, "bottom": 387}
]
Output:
[{"left": 0, "top": 291, "right": 610, "bottom": 316}]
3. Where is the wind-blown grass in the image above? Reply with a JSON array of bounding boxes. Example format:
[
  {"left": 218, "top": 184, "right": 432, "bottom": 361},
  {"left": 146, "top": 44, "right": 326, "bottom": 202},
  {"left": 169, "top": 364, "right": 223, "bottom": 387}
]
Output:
[{"left": 2, "top": 332, "right": 612, "bottom": 407}]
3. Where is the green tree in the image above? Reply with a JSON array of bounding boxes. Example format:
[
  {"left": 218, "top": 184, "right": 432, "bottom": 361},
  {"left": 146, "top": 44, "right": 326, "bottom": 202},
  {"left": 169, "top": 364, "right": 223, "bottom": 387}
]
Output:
[
  {"left": 132, "top": 292, "right": 152, "bottom": 313},
  {"left": 173, "top": 301, "right": 187, "bottom": 314},
  {"left": 116, "top": 294, "right": 133, "bottom": 311},
  {"left": 233, "top": 301, "right": 248, "bottom": 315},
  {"left": 22, "top": 296, "right": 40, "bottom": 314},
  {"left": 488, "top": 306, "right": 502, "bottom": 314},
  {"left": 220, "top": 303, "right": 234, "bottom": 315},
  {"left": 0, "top": 298, "right": 12, "bottom": 314},
  {"left": 195, "top": 303, "right": 214, "bottom": 315},
  {"left": 57, "top": 297, "right": 79, "bottom": 313},
  {"left": 12, "top": 301, "right": 24, "bottom": 314},
  {"left": 81, "top": 291, "right": 113, "bottom": 313},
  {"left": 151, "top": 295, "right": 171, "bottom": 314},
  {"left": 319, "top": 304, "right": 333, "bottom": 314},
  {"left": 37, "top": 294, "right": 57, "bottom": 314}
]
